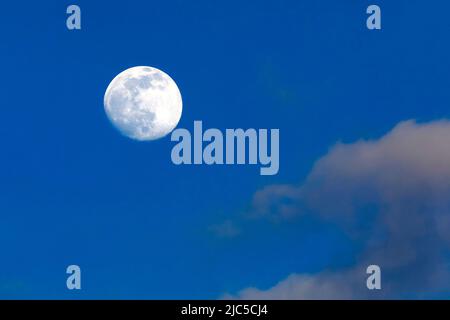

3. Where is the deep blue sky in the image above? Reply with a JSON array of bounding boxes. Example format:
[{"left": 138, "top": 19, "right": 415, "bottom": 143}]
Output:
[{"left": 1, "top": 0, "right": 450, "bottom": 298}]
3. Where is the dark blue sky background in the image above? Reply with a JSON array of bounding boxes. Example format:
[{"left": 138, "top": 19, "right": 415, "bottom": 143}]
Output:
[{"left": 1, "top": 0, "right": 450, "bottom": 298}]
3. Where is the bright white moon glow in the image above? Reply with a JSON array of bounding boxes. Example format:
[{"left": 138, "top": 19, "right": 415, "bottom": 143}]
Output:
[{"left": 104, "top": 66, "right": 183, "bottom": 141}]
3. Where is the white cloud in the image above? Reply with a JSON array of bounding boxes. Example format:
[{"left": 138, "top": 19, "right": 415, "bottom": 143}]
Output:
[
  {"left": 228, "top": 119, "right": 450, "bottom": 299},
  {"left": 225, "top": 271, "right": 362, "bottom": 300}
]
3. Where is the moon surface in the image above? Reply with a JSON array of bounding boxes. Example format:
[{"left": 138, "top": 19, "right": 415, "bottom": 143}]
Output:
[{"left": 104, "top": 66, "right": 183, "bottom": 141}]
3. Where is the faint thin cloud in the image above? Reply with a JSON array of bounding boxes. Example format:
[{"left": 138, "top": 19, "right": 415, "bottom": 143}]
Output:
[{"left": 208, "top": 220, "right": 241, "bottom": 239}]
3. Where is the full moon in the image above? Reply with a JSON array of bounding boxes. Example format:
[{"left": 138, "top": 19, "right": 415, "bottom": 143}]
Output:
[{"left": 104, "top": 66, "right": 183, "bottom": 141}]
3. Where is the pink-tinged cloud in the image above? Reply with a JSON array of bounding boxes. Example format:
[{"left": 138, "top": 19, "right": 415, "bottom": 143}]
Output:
[{"left": 229, "top": 119, "right": 450, "bottom": 299}]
